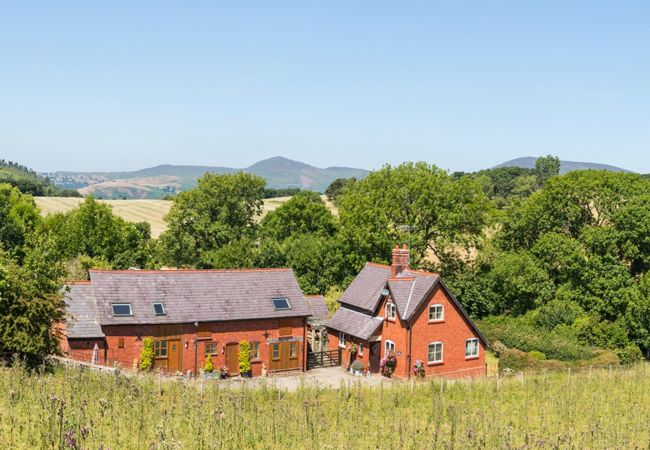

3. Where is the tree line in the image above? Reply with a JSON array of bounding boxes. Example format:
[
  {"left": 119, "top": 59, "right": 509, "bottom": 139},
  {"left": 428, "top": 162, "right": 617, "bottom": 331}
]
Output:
[{"left": 2, "top": 155, "right": 650, "bottom": 365}]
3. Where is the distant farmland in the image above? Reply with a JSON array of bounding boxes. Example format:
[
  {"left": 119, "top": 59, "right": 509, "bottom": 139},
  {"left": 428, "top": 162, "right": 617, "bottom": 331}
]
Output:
[{"left": 34, "top": 196, "right": 337, "bottom": 238}]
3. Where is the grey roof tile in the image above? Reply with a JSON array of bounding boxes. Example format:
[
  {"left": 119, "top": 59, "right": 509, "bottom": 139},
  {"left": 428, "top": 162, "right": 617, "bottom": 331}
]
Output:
[
  {"left": 63, "top": 283, "right": 105, "bottom": 338},
  {"left": 305, "top": 295, "right": 329, "bottom": 320},
  {"left": 78, "top": 269, "right": 310, "bottom": 325},
  {"left": 338, "top": 263, "right": 391, "bottom": 312},
  {"left": 326, "top": 307, "right": 383, "bottom": 341}
]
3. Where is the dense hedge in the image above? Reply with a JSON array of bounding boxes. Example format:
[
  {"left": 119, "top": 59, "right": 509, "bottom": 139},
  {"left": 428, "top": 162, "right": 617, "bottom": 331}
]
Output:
[{"left": 478, "top": 315, "right": 593, "bottom": 361}]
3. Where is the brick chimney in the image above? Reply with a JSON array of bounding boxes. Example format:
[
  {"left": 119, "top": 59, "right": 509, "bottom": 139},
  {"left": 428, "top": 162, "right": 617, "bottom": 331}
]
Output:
[{"left": 391, "top": 244, "right": 410, "bottom": 277}]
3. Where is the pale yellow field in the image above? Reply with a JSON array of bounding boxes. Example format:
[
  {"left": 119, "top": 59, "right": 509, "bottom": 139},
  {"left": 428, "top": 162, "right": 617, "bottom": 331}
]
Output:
[{"left": 34, "top": 195, "right": 337, "bottom": 238}]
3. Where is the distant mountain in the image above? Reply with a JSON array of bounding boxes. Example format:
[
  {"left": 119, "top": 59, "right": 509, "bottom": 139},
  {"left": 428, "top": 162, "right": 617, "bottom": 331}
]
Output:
[
  {"left": 494, "top": 157, "right": 633, "bottom": 174},
  {"left": 45, "top": 156, "right": 368, "bottom": 199}
]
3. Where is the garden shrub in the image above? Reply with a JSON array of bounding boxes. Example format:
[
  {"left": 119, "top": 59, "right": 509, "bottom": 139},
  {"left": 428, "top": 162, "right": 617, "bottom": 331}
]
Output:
[
  {"left": 533, "top": 299, "right": 586, "bottom": 330},
  {"left": 239, "top": 340, "right": 251, "bottom": 375},
  {"left": 529, "top": 351, "right": 546, "bottom": 360},
  {"left": 140, "top": 337, "right": 154, "bottom": 371},
  {"left": 479, "top": 315, "right": 591, "bottom": 361},
  {"left": 351, "top": 361, "right": 364, "bottom": 372},
  {"left": 616, "top": 344, "right": 643, "bottom": 365},
  {"left": 204, "top": 355, "right": 214, "bottom": 373}
]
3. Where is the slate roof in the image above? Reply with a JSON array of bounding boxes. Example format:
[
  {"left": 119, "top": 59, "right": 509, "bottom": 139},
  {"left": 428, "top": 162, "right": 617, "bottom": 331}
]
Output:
[
  {"left": 88, "top": 269, "right": 311, "bottom": 325},
  {"left": 388, "top": 270, "right": 439, "bottom": 321},
  {"left": 63, "top": 268, "right": 311, "bottom": 332},
  {"left": 326, "top": 308, "right": 384, "bottom": 341},
  {"left": 305, "top": 295, "right": 329, "bottom": 320},
  {"left": 334, "top": 263, "right": 487, "bottom": 345},
  {"left": 337, "top": 263, "right": 391, "bottom": 312},
  {"left": 63, "top": 283, "right": 105, "bottom": 338}
]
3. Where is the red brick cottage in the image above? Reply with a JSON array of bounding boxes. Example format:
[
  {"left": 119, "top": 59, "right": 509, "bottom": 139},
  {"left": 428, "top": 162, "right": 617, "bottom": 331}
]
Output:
[
  {"left": 327, "top": 245, "right": 487, "bottom": 379},
  {"left": 61, "top": 268, "right": 324, "bottom": 377}
]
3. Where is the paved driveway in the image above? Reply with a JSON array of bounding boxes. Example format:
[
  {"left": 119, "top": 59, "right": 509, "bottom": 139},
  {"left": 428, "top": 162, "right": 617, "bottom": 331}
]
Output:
[{"left": 215, "top": 367, "right": 390, "bottom": 392}]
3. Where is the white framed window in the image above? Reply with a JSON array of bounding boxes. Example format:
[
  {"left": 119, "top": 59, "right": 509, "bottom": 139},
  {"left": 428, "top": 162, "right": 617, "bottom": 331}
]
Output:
[
  {"left": 111, "top": 303, "right": 132, "bottom": 317},
  {"left": 465, "top": 338, "right": 479, "bottom": 358},
  {"left": 428, "top": 304, "right": 444, "bottom": 322},
  {"left": 153, "top": 303, "right": 166, "bottom": 316},
  {"left": 384, "top": 340, "right": 395, "bottom": 356},
  {"left": 428, "top": 342, "right": 443, "bottom": 364},
  {"left": 385, "top": 303, "right": 396, "bottom": 320},
  {"left": 339, "top": 332, "right": 346, "bottom": 348}
]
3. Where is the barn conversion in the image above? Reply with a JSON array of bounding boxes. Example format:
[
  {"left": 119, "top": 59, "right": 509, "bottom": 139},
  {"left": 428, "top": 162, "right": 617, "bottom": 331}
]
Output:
[
  {"left": 327, "top": 245, "right": 487, "bottom": 379},
  {"left": 61, "top": 268, "right": 325, "bottom": 376}
]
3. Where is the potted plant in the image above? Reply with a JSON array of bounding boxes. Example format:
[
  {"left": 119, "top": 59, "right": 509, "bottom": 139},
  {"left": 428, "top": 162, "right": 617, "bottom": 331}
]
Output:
[
  {"left": 203, "top": 355, "right": 216, "bottom": 378},
  {"left": 412, "top": 360, "right": 425, "bottom": 378},
  {"left": 349, "top": 343, "right": 358, "bottom": 354},
  {"left": 351, "top": 360, "right": 364, "bottom": 376},
  {"left": 219, "top": 365, "right": 229, "bottom": 379},
  {"left": 380, "top": 353, "right": 397, "bottom": 378},
  {"left": 239, "top": 340, "right": 252, "bottom": 378}
]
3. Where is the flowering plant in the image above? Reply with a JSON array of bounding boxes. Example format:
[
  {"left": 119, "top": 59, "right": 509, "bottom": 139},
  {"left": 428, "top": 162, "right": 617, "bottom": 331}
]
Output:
[
  {"left": 412, "top": 360, "right": 425, "bottom": 378},
  {"left": 380, "top": 353, "right": 397, "bottom": 378}
]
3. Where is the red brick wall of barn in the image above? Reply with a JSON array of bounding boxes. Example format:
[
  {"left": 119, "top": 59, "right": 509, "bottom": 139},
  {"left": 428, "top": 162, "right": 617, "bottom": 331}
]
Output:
[
  {"left": 61, "top": 338, "right": 106, "bottom": 365},
  {"left": 65, "top": 317, "right": 308, "bottom": 376},
  {"left": 408, "top": 284, "right": 486, "bottom": 379}
]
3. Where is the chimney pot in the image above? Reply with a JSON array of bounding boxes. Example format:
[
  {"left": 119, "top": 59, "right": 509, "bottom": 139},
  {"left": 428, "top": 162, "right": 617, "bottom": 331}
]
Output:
[{"left": 391, "top": 244, "right": 410, "bottom": 277}]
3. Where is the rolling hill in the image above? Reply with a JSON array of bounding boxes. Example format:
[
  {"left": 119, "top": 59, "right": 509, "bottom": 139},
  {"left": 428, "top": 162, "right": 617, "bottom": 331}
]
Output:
[
  {"left": 45, "top": 156, "right": 368, "bottom": 199},
  {"left": 494, "top": 157, "right": 632, "bottom": 174}
]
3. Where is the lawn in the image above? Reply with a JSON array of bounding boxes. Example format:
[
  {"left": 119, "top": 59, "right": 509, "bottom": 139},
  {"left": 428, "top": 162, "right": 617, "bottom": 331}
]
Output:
[{"left": 1, "top": 363, "right": 648, "bottom": 449}]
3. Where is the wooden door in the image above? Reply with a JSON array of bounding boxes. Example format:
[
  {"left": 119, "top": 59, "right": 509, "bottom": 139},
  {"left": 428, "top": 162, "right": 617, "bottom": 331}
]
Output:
[
  {"left": 269, "top": 341, "right": 300, "bottom": 371},
  {"left": 168, "top": 340, "right": 181, "bottom": 373},
  {"left": 225, "top": 343, "right": 239, "bottom": 375},
  {"left": 369, "top": 342, "right": 381, "bottom": 373}
]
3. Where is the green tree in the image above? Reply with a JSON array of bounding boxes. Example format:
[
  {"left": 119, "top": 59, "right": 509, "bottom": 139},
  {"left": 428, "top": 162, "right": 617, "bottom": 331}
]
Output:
[
  {"left": 260, "top": 191, "right": 337, "bottom": 242},
  {"left": 325, "top": 178, "right": 354, "bottom": 203},
  {"left": 159, "top": 172, "right": 265, "bottom": 267},
  {"left": 46, "top": 197, "right": 152, "bottom": 275},
  {"left": 534, "top": 155, "right": 561, "bottom": 188},
  {"left": 0, "top": 184, "right": 41, "bottom": 260},
  {"left": 0, "top": 248, "right": 65, "bottom": 365},
  {"left": 338, "top": 162, "right": 491, "bottom": 274}
]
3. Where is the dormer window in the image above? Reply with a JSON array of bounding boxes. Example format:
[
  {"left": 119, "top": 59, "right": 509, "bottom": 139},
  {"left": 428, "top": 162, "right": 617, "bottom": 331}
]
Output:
[
  {"left": 272, "top": 297, "right": 291, "bottom": 310},
  {"left": 111, "top": 304, "right": 132, "bottom": 317},
  {"left": 386, "top": 302, "right": 396, "bottom": 320},
  {"left": 153, "top": 303, "right": 166, "bottom": 316}
]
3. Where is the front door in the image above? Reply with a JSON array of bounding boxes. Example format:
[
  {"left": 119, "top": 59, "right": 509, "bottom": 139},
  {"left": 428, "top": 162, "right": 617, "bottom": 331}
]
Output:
[
  {"left": 369, "top": 342, "right": 381, "bottom": 373},
  {"left": 168, "top": 339, "right": 181, "bottom": 373},
  {"left": 269, "top": 341, "right": 301, "bottom": 372},
  {"left": 225, "top": 343, "right": 239, "bottom": 375}
]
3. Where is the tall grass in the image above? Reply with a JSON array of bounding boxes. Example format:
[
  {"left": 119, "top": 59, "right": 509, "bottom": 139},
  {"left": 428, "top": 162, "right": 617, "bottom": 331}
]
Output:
[{"left": 1, "top": 363, "right": 649, "bottom": 449}]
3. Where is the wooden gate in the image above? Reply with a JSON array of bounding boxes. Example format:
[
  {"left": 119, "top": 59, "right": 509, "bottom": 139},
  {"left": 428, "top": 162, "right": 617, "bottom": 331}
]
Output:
[
  {"left": 307, "top": 349, "right": 341, "bottom": 369},
  {"left": 269, "top": 341, "right": 301, "bottom": 372}
]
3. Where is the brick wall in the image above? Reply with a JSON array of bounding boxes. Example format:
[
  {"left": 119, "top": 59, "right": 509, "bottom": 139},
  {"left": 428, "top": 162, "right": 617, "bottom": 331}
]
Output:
[
  {"left": 61, "top": 338, "right": 106, "bottom": 365},
  {"left": 406, "top": 284, "right": 486, "bottom": 379},
  {"left": 64, "top": 317, "right": 308, "bottom": 377},
  {"left": 327, "top": 331, "right": 369, "bottom": 371}
]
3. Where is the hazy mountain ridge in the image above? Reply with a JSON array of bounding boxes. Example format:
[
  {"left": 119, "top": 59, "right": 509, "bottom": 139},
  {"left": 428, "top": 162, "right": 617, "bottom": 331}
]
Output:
[
  {"left": 45, "top": 156, "right": 369, "bottom": 199},
  {"left": 494, "top": 157, "right": 632, "bottom": 174}
]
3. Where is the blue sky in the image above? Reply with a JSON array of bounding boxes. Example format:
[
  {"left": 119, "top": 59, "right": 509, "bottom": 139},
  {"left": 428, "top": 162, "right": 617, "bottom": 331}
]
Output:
[{"left": 1, "top": 1, "right": 649, "bottom": 173}]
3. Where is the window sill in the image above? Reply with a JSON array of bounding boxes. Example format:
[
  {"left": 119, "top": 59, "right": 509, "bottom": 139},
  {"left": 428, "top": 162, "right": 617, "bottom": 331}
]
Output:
[
  {"left": 428, "top": 320, "right": 445, "bottom": 324},
  {"left": 251, "top": 359, "right": 262, "bottom": 364},
  {"left": 338, "top": 345, "right": 346, "bottom": 349},
  {"left": 465, "top": 355, "right": 479, "bottom": 360},
  {"left": 427, "top": 361, "right": 444, "bottom": 366},
  {"left": 386, "top": 318, "right": 396, "bottom": 323},
  {"left": 196, "top": 336, "right": 212, "bottom": 341}
]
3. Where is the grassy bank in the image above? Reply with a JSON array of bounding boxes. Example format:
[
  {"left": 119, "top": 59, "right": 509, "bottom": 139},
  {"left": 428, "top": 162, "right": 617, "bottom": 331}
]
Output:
[{"left": 1, "top": 364, "right": 649, "bottom": 449}]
